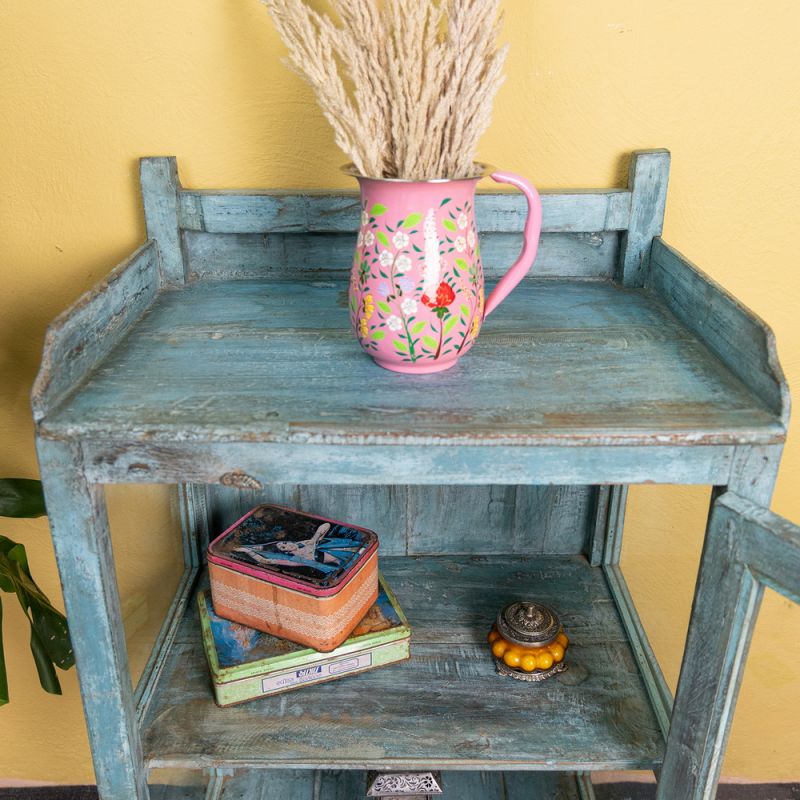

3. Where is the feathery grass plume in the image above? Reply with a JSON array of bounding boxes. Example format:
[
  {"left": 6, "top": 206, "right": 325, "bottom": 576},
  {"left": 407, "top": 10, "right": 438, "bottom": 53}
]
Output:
[{"left": 260, "top": 0, "right": 507, "bottom": 180}]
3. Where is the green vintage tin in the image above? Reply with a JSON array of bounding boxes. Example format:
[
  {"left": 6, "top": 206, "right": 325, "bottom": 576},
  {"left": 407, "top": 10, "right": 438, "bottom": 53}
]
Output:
[{"left": 198, "top": 573, "right": 411, "bottom": 706}]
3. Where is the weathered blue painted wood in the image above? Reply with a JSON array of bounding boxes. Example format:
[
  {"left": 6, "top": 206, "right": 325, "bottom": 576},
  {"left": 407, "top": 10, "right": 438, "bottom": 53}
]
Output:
[
  {"left": 177, "top": 187, "right": 632, "bottom": 234},
  {"left": 140, "top": 157, "right": 186, "bottom": 284},
  {"left": 649, "top": 238, "right": 789, "bottom": 424},
  {"left": 37, "top": 280, "right": 784, "bottom": 451},
  {"left": 31, "top": 240, "right": 161, "bottom": 422},
  {"left": 142, "top": 556, "right": 664, "bottom": 772},
  {"left": 134, "top": 566, "right": 198, "bottom": 724},
  {"left": 182, "top": 230, "right": 620, "bottom": 280},
  {"left": 658, "top": 493, "right": 800, "bottom": 799},
  {"left": 199, "top": 769, "right": 587, "bottom": 799},
  {"left": 80, "top": 440, "right": 740, "bottom": 487},
  {"left": 618, "top": 150, "right": 670, "bottom": 287},
  {"left": 202, "top": 484, "right": 597, "bottom": 557},
  {"left": 36, "top": 439, "right": 149, "bottom": 800},
  {"left": 30, "top": 151, "right": 792, "bottom": 798}
]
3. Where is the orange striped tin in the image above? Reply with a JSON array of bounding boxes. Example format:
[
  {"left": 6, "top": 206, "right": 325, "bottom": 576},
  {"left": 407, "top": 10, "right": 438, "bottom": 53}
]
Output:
[{"left": 207, "top": 504, "right": 379, "bottom": 652}]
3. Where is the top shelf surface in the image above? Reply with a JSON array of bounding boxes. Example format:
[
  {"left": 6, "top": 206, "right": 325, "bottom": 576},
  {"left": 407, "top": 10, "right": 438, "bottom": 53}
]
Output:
[{"left": 40, "top": 277, "right": 783, "bottom": 447}]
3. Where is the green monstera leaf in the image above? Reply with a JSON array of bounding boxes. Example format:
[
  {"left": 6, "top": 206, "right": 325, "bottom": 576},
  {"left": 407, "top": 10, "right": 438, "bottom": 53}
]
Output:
[
  {"left": 0, "top": 479, "right": 46, "bottom": 518},
  {"left": 0, "top": 536, "right": 74, "bottom": 704},
  {"left": 0, "top": 479, "right": 74, "bottom": 705}
]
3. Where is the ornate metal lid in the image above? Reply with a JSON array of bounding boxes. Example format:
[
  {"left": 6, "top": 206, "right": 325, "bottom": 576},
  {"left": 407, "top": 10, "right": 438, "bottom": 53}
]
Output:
[{"left": 496, "top": 601, "right": 561, "bottom": 648}]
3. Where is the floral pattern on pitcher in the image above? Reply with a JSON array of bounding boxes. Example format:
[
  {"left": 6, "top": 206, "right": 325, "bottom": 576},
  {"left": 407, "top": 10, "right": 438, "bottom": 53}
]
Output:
[{"left": 349, "top": 197, "right": 484, "bottom": 364}]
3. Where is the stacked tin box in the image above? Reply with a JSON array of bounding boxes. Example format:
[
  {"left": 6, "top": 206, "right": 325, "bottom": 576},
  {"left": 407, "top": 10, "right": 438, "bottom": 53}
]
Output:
[{"left": 200, "top": 504, "right": 410, "bottom": 706}]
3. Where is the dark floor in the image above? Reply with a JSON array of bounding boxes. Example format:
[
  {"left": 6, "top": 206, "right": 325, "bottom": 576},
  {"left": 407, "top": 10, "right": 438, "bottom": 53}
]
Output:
[{"left": 2, "top": 784, "right": 799, "bottom": 799}]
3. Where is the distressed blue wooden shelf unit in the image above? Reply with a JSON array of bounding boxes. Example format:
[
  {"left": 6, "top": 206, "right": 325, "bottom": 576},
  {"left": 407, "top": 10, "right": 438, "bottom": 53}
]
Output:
[{"left": 33, "top": 150, "right": 790, "bottom": 800}]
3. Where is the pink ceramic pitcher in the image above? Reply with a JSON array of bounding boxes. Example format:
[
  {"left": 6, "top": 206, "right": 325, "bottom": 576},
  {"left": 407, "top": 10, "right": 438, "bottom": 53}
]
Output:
[{"left": 344, "top": 163, "right": 542, "bottom": 373}]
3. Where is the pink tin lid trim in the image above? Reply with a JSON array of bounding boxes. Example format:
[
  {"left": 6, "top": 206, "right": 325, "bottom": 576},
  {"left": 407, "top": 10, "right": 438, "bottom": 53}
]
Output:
[{"left": 207, "top": 504, "right": 379, "bottom": 598}]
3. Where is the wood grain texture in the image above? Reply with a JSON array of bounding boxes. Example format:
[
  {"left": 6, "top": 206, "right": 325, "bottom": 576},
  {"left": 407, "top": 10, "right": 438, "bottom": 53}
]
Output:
[
  {"left": 182, "top": 230, "right": 619, "bottom": 281},
  {"left": 649, "top": 238, "right": 789, "bottom": 425},
  {"left": 200, "top": 484, "right": 596, "bottom": 557},
  {"left": 31, "top": 240, "right": 161, "bottom": 422},
  {"left": 37, "top": 279, "right": 784, "bottom": 450},
  {"left": 140, "top": 157, "right": 186, "bottom": 284},
  {"left": 81, "top": 440, "right": 739, "bottom": 487},
  {"left": 177, "top": 189, "right": 632, "bottom": 235},
  {"left": 35, "top": 439, "right": 149, "bottom": 800},
  {"left": 141, "top": 556, "right": 664, "bottom": 772},
  {"left": 658, "top": 493, "right": 800, "bottom": 799},
  {"left": 618, "top": 150, "right": 670, "bottom": 288}
]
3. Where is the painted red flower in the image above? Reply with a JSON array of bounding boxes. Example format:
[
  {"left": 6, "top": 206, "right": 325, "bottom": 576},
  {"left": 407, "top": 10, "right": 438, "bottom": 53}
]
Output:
[{"left": 421, "top": 281, "right": 456, "bottom": 310}]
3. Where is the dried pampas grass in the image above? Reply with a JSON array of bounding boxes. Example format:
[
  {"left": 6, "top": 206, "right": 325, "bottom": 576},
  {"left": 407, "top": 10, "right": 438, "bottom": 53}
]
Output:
[{"left": 261, "top": 0, "right": 508, "bottom": 180}]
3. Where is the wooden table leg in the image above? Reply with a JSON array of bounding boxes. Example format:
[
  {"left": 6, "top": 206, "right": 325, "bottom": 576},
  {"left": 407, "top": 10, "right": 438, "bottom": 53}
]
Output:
[{"left": 37, "top": 438, "right": 149, "bottom": 800}]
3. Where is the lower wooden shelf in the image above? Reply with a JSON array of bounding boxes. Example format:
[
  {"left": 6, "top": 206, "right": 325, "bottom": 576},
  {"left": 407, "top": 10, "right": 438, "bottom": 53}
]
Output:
[
  {"left": 140, "top": 555, "right": 664, "bottom": 772},
  {"left": 149, "top": 769, "right": 591, "bottom": 799}
]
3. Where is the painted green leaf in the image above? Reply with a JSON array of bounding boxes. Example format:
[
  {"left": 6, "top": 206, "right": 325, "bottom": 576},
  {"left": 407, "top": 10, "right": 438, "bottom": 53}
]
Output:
[
  {"left": 371, "top": 330, "right": 386, "bottom": 341},
  {"left": 411, "top": 321, "right": 426, "bottom": 334},
  {"left": 460, "top": 304, "right": 470, "bottom": 317},
  {"left": 422, "top": 335, "right": 438, "bottom": 349},
  {"left": 440, "top": 197, "right": 451, "bottom": 206},
  {"left": 370, "top": 203, "right": 388, "bottom": 216},
  {"left": 402, "top": 212, "right": 422, "bottom": 228},
  {"left": 442, "top": 218, "right": 457, "bottom": 232},
  {"left": 455, "top": 258, "right": 468, "bottom": 271},
  {"left": 392, "top": 339, "right": 408, "bottom": 353},
  {"left": 444, "top": 316, "right": 459, "bottom": 334},
  {"left": 376, "top": 231, "right": 390, "bottom": 247},
  {"left": 377, "top": 301, "right": 392, "bottom": 313}
]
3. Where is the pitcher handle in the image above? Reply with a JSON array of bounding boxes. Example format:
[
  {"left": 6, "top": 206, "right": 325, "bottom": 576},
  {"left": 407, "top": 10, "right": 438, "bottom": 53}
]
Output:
[{"left": 483, "top": 171, "right": 543, "bottom": 318}]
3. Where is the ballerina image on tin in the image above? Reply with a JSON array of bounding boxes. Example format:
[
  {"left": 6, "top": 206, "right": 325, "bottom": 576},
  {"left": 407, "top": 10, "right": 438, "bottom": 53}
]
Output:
[{"left": 233, "top": 522, "right": 364, "bottom": 576}]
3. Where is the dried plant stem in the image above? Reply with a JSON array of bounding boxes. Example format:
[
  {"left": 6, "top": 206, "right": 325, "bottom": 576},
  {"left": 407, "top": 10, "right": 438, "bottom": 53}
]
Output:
[{"left": 260, "top": 0, "right": 507, "bottom": 180}]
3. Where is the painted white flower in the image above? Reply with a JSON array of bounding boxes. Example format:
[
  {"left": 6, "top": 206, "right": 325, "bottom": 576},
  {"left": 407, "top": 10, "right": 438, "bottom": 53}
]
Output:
[
  {"left": 455, "top": 236, "right": 467, "bottom": 252},
  {"left": 386, "top": 315, "right": 403, "bottom": 331},
  {"left": 378, "top": 250, "right": 394, "bottom": 267},
  {"left": 467, "top": 229, "right": 476, "bottom": 248},
  {"left": 395, "top": 254, "right": 412, "bottom": 272},
  {"left": 401, "top": 297, "right": 418, "bottom": 315},
  {"left": 357, "top": 230, "right": 365, "bottom": 247},
  {"left": 361, "top": 210, "right": 369, "bottom": 226},
  {"left": 392, "top": 231, "right": 409, "bottom": 249},
  {"left": 457, "top": 213, "right": 468, "bottom": 230},
  {"left": 364, "top": 230, "right": 375, "bottom": 247},
  {"left": 422, "top": 208, "right": 441, "bottom": 297}
]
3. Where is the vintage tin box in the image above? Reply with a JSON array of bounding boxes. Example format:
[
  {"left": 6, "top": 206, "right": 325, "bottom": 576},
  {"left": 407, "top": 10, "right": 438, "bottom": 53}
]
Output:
[
  {"left": 207, "top": 504, "right": 379, "bottom": 651},
  {"left": 198, "top": 575, "right": 410, "bottom": 706}
]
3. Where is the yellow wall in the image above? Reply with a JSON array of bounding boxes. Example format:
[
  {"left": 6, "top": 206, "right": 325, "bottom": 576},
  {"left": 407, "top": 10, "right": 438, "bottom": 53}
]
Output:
[{"left": 1, "top": 0, "right": 798, "bottom": 785}]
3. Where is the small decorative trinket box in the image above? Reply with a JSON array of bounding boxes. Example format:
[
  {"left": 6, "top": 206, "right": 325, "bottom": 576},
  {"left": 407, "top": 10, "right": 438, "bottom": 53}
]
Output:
[
  {"left": 207, "top": 504, "right": 379, "bottom": 652},
  {"left": 198, "top": 574, "right": 409, "bottom": 706},
  {"left": 488, "top": 601, "right": 569, "bottom": 681}
]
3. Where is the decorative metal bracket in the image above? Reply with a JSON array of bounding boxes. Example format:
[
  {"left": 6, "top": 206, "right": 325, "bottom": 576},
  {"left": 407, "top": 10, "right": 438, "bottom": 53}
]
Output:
[{"left": 366, "top": 771, "right": 444, "bottom": 799}]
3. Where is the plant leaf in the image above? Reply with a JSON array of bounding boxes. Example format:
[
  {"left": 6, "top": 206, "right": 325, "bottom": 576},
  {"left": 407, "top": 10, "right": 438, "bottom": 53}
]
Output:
[
  {"left": 0, "top": 479, "right": 46, "bottom": 518},
  {"left": 440, "top": 197, "right": 451, "bottom": 206},
  {"left": 411, "top": 321, "right": 426, "bottom": 334},
  {"left": 0, "top": 597, "right": 7, "bottom": 705},
  {"left": 442, "top": 219, "right": 457, "bottom": 232},
  {"left": 376, "top": 231, "right": 390, "bottom": 248},
  {"left": 371, "top": 330, "right": 386, "bottom": 341},
  {"left": 392, "top": 339, "right": 408, "bottom": 353},
  {"left": 0, "top": 540, "right": 74, "bottom": 686},
  {"left": 370, "top": 203, "right": 387, "bottom": 216},
  {"left": 422, "top": 335, "right": 438, "bottom": 349},
  {"left": 28, "top": 623, "right": 61, "bottom": 696},
  {"left": 460, "top": 304, "right": 470, "bottom": 317},
  {"left": 402, "top": 213, "right": 422, "bottom": 228},
  {"left": 377, "top": 301, "right": 391, "bottom": 314},
  {"left": 455, "top": 258, "right": 468, "bottom": 271}
]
